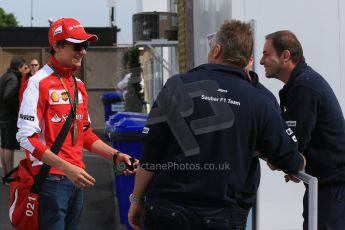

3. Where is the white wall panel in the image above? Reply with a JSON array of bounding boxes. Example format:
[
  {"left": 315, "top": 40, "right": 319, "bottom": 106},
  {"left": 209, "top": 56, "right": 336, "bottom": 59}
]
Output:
[
  {"left": 231, "top": 0, "right": 344, "bottom": 229},
  {"left": 193, "top": 0, "right": 232, "bottom": 66},
  {"left": 193, "top": 1, "right": 344, "bottom": 229},
  {"left": 340, "top": 0, "right": 345, "bottom": 112}
]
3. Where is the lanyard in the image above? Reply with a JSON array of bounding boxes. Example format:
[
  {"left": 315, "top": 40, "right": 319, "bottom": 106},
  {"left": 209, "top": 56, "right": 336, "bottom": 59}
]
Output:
[
  {"left": 50, "top": 65, "right": 78, "bottom": 117},
  {"left": 50, "top": 65, "right": 79, "bottom": 145}
]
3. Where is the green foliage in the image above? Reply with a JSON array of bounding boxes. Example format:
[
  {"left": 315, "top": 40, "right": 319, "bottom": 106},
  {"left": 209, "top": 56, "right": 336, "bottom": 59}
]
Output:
[{"left": 0, "top": 8, "right": 18, "bottom": 27}]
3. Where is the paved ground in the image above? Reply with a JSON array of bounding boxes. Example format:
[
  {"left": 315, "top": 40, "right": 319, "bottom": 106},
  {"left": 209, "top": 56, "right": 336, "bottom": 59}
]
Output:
[{"left": 0, "top": 130, "right": 126, "bottom": 230}]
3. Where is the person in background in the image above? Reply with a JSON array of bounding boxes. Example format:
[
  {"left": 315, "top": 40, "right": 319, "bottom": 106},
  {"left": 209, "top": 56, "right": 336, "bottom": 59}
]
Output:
[
  {"left": 17, "top": 17, "right": 136, "bottom": 229},
  {"left": 19, "top": 59, "right": 41, "bottom": 103},
  {"left": 23, "top": 62, "right": 30, "bottom": 77},
  {"left": 128, "top": 19, "right": 305, "bottom": 230},
  {"left": 117, "top": 57, "right": 145, "bottom": 113},
  {"left": 27, "top": 58, "right": 40, "bottom": 78},
  {"left": 0, "top": 56, "right": 26, "bottom": 184},
  {"left": 260, "top": 30, "right": 345, "bottom": 230},
  {"left": 19, "top": 59, "right": 41, "bottom": 102},
  {"left": 117, "top": 67, "right": 145, "bottom": 112}
]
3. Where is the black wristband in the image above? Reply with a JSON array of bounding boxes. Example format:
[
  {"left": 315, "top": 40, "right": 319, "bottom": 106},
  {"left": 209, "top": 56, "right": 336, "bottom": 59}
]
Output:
[{"left": 113, "top": 150, "right": 120, "bottom": 163}]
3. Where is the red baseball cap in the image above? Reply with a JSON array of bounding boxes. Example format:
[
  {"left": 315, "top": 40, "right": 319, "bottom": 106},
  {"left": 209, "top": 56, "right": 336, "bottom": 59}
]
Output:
[{"left": 48, "top": 18, "right": 98, "bottom": 46}]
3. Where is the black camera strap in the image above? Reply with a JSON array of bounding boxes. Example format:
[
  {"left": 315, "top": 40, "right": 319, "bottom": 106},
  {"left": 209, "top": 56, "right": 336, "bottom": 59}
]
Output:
[{"left": 30, "top": 109, "right": 74, "bottom": 194}]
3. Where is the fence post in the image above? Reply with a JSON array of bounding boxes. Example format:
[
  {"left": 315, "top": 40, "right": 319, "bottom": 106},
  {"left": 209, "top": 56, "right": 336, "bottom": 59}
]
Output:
[
  {"left": 256, "top": 159, "right": 318, "bottom": 230},
  {"left": 294, "top": 171, "right": 318, "bottom": 230}
]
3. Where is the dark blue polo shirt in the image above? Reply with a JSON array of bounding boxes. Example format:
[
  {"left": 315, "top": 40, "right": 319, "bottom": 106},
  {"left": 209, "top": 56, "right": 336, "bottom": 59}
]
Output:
[
  {"left": 141, "top": 64, "right": 304, "bottom": 208},
  {"left": 279, "top": 61, "right": 345, "bottom": 184}
]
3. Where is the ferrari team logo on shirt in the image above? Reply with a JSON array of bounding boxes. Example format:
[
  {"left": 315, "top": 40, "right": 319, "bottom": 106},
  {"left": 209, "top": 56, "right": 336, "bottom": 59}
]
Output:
[{"left": 49, "top": 90, "right": 83, "bottom": 105}]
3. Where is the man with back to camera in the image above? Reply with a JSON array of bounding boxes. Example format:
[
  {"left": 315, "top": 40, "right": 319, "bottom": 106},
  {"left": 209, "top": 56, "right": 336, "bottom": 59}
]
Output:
[
  {"left": 260, "top": 30, "right": 345, "bottom": 230},
  {"left": 0, "top": 56, "right": 27, "bottom": 184},
  {"left": 16, "top": 17, "right": 135, "bottom": 229},
  {"left": 128, "top": 19, "right": 305, "bottom": 230}
]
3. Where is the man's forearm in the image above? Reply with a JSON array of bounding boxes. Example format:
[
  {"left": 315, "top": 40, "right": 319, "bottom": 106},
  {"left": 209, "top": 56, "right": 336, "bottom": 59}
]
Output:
[
  {"left": 40, "top": 149, "right": 72, "bottom": 172},
  {"left": 41, "top": 148, "right": 96, "bottom": 188},
  {"left": 132, "top": 167, "right": 154, "bottom": 198},
  {"left": 89, "top": 139, "right": 117, "bottom": 160}
]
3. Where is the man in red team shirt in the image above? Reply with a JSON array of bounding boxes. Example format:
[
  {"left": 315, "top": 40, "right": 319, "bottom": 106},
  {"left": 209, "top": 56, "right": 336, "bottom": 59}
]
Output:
[{"left": 17, "top": 18, "right": 135, "bottom": 229}]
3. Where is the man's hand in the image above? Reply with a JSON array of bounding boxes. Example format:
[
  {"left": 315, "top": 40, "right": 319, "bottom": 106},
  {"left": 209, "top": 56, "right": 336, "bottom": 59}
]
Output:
[
  {"left": 266, "top": 161, "right": 281, "bottom": 171},
  {"left": 115, "top": 153, "right": 139, "bottom": 175},
  {"left": 63, "top": 163, "right": 96, "bottom": 188},
  {"left": 41, "top": 149, "right": 95, "bottom": 188},
  {"left": 284, "top": 154, "right": 306, "bottom": 183},
  {"left": 128, "top": 203, "right": 145, "bottom": 230},
  {"left": 284, "top": 174, "right": 301, "bottom": 183}
]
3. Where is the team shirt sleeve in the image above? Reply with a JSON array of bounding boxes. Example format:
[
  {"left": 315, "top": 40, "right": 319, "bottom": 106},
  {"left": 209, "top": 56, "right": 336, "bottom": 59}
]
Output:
[{"left": 17, "top": 77, "right": 49, "bottom": 160}]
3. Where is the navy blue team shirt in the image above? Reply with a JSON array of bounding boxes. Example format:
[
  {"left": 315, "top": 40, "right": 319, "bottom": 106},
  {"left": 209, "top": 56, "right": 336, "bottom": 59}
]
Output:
[
  {"left": 279, "top": 61, "right": 345, "bottom": 184},
  {"left": 140, "top": 64, "right": 304, "bottom": 209}
]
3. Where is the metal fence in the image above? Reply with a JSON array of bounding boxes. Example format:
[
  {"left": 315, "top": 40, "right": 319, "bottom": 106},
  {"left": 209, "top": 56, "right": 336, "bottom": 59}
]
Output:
[
  {"left": 293, "top": 171, "right": 318, "bottom": 230},
  {"left": 257, "top": 159, "right": 318, "bottom": 230}
]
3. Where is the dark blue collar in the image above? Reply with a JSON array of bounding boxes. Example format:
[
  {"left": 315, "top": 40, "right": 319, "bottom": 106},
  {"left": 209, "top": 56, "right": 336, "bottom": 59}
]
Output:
[
  {"left": 286, "top": 61, "right": 308, "bottom": 87},
  {"left": 279, "top": 61, "right": 308, "bottom": 104},
  {"left": 189, "top": 64, "right": 247, "bottom": 80}
]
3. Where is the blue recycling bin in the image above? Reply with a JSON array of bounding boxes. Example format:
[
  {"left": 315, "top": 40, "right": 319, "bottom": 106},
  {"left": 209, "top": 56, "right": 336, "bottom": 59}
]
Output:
[
  {"left": 106, "top": 112, "right": 148, "bottom": 133},
  {"left": 110, "top": 112, "right": 147, "bottom": 230},
  {"left": 101, "top": 92, "right": 125, "bottom": 122}
]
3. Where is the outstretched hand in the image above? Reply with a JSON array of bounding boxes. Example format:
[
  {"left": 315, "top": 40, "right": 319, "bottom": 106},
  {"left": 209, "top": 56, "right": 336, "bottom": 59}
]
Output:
[
  {"left": 116, "top": 153, "right": 139, "bottom": 176},
  {"left": 63, "top": 163, "right": 96, "bottom": 188}
]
